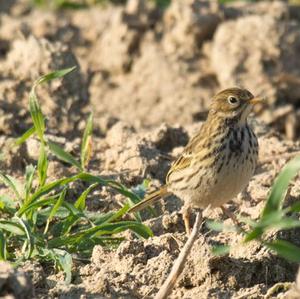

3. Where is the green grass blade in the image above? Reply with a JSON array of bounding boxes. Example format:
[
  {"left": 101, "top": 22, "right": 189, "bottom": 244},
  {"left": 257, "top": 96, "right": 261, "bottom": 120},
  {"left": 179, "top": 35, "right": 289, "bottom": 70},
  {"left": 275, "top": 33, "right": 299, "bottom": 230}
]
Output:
[
  {"left": 35, "top": 66, "right": 76, "bottom": 85},
  {"left": 25, "top": 165, "right": 36, "bottom": 202},
  {"left": 155, "top": 0, "right": 171, "bottom": 9},
  {"left": 29, "top": 67, "right": 76, "bottom": 141},
  {"left": 263, "top": 156, "right": 300, "bottom": 217},
  {"left": 17, "top": 176, "right": 77, "bottom": 216},
  {"left": 0, "top": 220, "right": 25, "bottom": 235},
  {"left": 74, "top": 183, "right": 97, "bottom": 210},
  {"left": 81, "top": 112, "right": 93, "bottom": 169},
  {"left": 271, "top": 218, "right": 300, "bottom": 230},
  {"left": 63, "top": 202, "right": 84, "bottom": 217},
  {"left": 106, "top": 180, "right": 141, "bottom": 203},
  {"left": 44, "top": 189, "right": 67, "bottom": 234},
  {"left": 48, "top": 221, "right": 153, "bottom": 248},
  {"left": 0, "top": 195, "right": 17, "bottom": 215},
  {"left": 92, "top": 221, "right": 153, "bottom": 239},
  {"left": 14, "top": 217, "right": 34, "bottom": 259},
  {"left": 0, "top": 231, "right": 6, "bottom": 260},
  {"left": 289, "top": 201, "right": 300, "bottom": 213},
  {"left": 76, "top": 173, "right": 145, "bottom": 219},
  {"left": 31, "top": 176, "right": 76, "bottom": 201},
  {"left": 52, "top": 249, "right": 72, "bottom": 284},
  {"left": 48, "top": 140, "right": 82, "bottom": 170},
  {"left": 75, "top": 173, "right": 144, "bottom": 216},
  {"left": 53, "top": 202, "right": 87, "bottom": 237},
  {"left": 76, "top": 173, "right": 108, "bottom": 186},
  {"left": 63, "top": 201, "right": 94, "bottom": 229},
  {"left": 17, "top": 197, "right": 58, "bottom": 216},
  {"left": 251, "top": 211, "right": 284, "bottom": 228},
  {"left": 87, "top": 211, "right": 115, "bottom": 225},
  {"left": 212, "top": 245, "right": 230, "bottom": 256},
  {"left": 100, "top": 203, "right": 130, "bottom": 224},
  {"left": 15, "top": 126, "right": 36, "bottom": 146},
  {"left": 37, "top": 143, "right": 48, "bottom": 187},
  {"left": 29, "top": 89, "right": 45, "bottom": 141},
  {"left": 244, "top": 227, "right": 264, "bottom": 242},
  {"left": 258, "top": 215, "right": 300, "bottom": 231},
  {"left": 244, "top": 156, "right": 300, "bottom": 247},
  {"left": 244, "top": 215, "right": 300, "bottom": 243},
  {"left": 243, "top": 210, "right": 300, "bottom": 242},
  {"left": 265, "top": 240, "right": 300, "bottom": 262},
  {"left": 54, "top": 1, "right": 87, "bottom": 9},
  {"left": 0, "top": 172, "right": 22, "bottom": 202},
  {"left": 89, "top": 203, "right": 130, "bottom": 226}
]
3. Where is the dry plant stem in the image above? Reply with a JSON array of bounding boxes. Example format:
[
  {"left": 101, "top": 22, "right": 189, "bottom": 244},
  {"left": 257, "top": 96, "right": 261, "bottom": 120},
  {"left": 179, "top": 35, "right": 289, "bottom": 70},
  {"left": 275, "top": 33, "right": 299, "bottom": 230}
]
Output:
[{"left": 155, "top": 211, "right": 203, "bottom": 299}]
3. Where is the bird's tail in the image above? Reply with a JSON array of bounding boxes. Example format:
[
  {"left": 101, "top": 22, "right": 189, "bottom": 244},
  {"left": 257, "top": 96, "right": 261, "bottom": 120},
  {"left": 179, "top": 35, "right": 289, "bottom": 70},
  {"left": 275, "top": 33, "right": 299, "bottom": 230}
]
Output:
[{"left": 128, "top": 185, "right": 170, "bottom": 213}]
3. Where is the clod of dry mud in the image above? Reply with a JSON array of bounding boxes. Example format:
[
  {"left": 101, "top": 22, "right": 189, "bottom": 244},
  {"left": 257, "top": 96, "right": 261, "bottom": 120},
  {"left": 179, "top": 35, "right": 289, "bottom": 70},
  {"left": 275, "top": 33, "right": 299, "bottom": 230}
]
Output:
[
  {"left": 0, "top": 35, "right": 88, "bottom": 137},
  {"left": 162, "top": 0, "right": 221, "bottom": 57},
  {"left": 211, "top": 1, "right": 300, "bottom": 139},
  {"left": 88, "top": 0, "right": 220, "bottom": 130},
  {"left": 101, "top": 121, "right": 188, "bottom": 184},
  {"left": 212, "top": 13, "right": 300, "bottom": 103},
  {"left": 0, "top": 262, "right": 33, "bottom": 299}
]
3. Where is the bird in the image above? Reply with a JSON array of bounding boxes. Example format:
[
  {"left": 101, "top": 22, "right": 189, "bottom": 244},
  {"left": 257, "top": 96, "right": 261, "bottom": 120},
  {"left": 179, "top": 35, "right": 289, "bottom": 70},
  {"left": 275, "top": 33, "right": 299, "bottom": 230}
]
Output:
[{"left": 128, "top": 87, "right": 262, "bottom": 234}]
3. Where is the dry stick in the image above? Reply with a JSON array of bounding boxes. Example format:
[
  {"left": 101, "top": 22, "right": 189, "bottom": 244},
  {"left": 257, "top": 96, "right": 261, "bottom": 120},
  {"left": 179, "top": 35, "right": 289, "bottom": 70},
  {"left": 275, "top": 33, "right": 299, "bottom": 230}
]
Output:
[{"left": 155, "top": 211, "right": 203, "bottom": 299}]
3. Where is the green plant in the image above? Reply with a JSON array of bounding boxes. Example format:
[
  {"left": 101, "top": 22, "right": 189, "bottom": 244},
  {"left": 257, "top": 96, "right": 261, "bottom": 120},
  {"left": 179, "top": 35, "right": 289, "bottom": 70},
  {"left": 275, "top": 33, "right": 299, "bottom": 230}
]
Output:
[
  {"left": 0, "top": 67, "right": 152, "bottom": 283},
  {"left": 31, "top": 0, "right": 170, "bottom": 10},
  {"left": 208, "top": 156, "right": 300, "bottom": 262}
]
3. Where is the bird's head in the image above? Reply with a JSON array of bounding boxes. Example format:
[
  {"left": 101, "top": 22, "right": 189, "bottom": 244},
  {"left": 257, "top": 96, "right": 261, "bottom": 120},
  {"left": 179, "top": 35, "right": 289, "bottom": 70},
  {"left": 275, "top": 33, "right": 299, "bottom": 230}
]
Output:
[{"left": 209, "top": 87, "right": 263, "bottom": 124}]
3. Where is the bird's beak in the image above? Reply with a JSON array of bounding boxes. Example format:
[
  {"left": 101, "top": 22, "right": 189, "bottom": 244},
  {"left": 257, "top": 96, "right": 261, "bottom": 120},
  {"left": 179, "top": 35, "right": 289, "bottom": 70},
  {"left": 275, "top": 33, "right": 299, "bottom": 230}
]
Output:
[{"left": 250, "top": 97, "right": 264, "bottom": 105}]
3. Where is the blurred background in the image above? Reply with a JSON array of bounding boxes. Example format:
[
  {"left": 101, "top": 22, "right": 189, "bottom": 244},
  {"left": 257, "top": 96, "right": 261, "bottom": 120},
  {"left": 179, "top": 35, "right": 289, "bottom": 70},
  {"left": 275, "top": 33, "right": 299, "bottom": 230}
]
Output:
[{"left": 1, "top": 0, "right": 300, "bottom": 140}]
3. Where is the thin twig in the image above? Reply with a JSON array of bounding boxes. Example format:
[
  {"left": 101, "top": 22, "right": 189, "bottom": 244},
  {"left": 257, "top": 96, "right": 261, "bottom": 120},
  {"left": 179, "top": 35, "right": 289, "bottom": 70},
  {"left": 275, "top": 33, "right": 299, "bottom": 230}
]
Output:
[{"left": 154, "top": 211, "right": 203, "bottom": 299}]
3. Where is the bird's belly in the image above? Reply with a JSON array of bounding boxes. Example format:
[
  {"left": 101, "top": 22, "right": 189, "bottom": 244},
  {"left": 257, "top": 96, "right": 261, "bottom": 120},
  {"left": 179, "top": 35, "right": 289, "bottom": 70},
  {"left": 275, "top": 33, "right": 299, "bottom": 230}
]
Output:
[
  {"left": 205, "top": 157, "right": 255, "bottom": 208},
  {"left": 172, "top": 154, "right": 256, "bottom": 209}
]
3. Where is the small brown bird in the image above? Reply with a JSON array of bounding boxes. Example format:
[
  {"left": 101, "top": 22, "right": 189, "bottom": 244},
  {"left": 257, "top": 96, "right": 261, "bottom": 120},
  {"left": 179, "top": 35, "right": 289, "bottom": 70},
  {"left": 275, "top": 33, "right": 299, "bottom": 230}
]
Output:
[{"left": 128, "top": 87, "right": 262, "bottom": 233}]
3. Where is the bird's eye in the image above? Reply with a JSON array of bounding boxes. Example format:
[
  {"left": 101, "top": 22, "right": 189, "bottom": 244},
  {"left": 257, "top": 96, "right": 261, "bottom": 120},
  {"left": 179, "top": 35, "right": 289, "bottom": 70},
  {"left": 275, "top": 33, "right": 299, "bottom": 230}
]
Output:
[{"left": 227, "top": 96, "right": 239, "bottom": 105}]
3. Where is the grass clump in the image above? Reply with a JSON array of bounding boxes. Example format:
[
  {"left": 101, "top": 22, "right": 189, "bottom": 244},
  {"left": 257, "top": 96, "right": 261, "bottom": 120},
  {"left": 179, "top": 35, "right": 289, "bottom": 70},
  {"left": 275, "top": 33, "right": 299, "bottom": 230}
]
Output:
[{"left": 0, "top": 67, "right": 152, "bottom": 282}]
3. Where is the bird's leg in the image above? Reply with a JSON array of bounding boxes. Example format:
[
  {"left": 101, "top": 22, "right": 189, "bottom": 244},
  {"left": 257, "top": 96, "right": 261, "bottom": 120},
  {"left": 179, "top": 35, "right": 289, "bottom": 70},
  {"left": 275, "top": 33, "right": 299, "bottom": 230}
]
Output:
[
  {"left": 221, "top": 206, "right": 239, "bottom": 226},
  {"left": 181, "top": 205, "right": 191, "bottom": 235}
]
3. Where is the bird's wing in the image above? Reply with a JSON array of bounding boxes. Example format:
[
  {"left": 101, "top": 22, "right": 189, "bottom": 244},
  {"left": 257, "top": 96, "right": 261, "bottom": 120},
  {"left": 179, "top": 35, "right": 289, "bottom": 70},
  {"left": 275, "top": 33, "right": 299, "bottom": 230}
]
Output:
[{"left": 166, "top": 130, "right": 204, "bottom": 183}]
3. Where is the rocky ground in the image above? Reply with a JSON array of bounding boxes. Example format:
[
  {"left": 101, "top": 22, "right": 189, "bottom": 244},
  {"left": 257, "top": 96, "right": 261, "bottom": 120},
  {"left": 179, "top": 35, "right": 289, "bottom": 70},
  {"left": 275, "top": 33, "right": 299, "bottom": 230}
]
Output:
[{"left": 1, "top": 0, "right": 300, "bottom": 298}]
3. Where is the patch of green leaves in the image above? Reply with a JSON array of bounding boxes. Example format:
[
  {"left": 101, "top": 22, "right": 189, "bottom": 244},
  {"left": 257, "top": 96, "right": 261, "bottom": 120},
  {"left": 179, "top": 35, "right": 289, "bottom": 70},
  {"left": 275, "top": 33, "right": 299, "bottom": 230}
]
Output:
[
  {"left": 0, "top": 67, "right": 151, "bottom": 283},
  {"left": 265, "top": 240, "right": 300, "bottom": 263},
  {"left": 211, "top": 245, "right": 230, "bottom": 256},
  {"left": 48, "top": 140, "right": 82, "bottom": 170},
  {"left": 262, "top": 156, "right": 300, "bottom": 217}
]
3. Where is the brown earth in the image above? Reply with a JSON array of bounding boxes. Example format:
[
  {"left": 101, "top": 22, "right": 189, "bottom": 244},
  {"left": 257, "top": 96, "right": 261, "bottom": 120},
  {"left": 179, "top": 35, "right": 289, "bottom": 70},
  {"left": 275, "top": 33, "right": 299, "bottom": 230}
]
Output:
[{"left": 1, "top": 0, "right": 300, "bottom": 298}]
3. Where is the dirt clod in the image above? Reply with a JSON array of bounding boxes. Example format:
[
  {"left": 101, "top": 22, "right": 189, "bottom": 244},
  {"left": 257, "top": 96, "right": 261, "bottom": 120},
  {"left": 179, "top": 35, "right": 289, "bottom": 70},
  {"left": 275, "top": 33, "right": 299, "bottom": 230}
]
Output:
[{"left": 0, "top": 262, "right": 33, "bottom": 299}]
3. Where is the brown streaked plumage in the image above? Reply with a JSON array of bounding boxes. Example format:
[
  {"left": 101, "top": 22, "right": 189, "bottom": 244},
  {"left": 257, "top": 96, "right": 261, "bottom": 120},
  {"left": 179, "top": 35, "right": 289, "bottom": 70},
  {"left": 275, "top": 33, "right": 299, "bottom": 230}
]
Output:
[{"left": 128, "top": 87, "right": 262, "bottom": 233}]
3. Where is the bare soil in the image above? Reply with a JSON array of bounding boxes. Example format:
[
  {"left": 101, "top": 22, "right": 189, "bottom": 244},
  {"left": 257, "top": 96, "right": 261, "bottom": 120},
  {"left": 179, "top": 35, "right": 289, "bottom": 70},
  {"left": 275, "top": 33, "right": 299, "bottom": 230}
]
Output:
[{"left": 1, "top": 1, "right": 300, "bottom": 298}]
